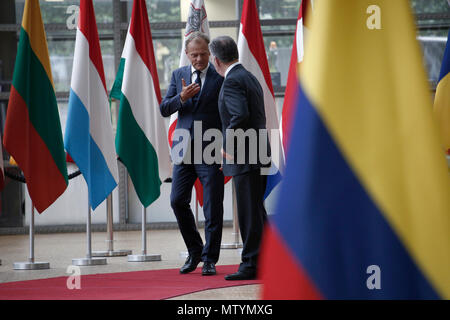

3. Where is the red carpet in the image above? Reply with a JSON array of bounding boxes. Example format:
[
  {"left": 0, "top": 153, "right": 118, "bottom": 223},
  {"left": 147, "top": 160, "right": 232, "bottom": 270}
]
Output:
[{"left": 0, "top": 265, "right": 260, "bottom": 300}]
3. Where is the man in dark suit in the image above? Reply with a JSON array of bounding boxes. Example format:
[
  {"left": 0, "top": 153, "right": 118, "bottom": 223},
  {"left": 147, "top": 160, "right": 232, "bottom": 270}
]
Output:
[
  {"left": 160, "top": 32, "right": 224, "bottom": 276},
  {"left": 209, "top": 36, "right": 269, "bottom": 280}
]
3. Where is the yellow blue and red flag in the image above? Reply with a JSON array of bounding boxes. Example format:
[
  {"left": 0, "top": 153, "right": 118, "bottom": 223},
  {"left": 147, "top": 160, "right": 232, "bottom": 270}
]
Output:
[
  {"left": 260, "top": 0, "right": 450, "bottom": 299},
  {"left": 4, "top": 0, "right": 68, "bottom": 213}
]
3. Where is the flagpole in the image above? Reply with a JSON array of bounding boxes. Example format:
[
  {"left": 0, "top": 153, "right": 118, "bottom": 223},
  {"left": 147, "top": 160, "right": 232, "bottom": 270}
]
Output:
[
  {"left": 13, "top": 204, "right": 50, "bottom": 270},
  {"left": 92, "top": 194, "right": 132, "bottom": 257},
  {"left": 128, "top": 204, "right": 161, "bottom": 262},
  {"left": 195, "top": 189, "right": 199, "bottom": 228},
  {"left": 221, "top": 179, "right": 243, "bottom": 249},
  {"left": 72, "top": 195, "right": 107, "bottom": 266}
]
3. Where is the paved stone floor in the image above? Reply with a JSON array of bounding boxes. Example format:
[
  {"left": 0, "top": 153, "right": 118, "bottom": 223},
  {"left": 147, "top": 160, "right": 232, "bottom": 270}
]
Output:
[{"left": 0, "top": 227, "right": 260, "bottom": 299}]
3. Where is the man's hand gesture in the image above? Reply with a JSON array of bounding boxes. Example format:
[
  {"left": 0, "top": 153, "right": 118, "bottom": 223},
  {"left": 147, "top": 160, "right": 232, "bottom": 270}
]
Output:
[{"left": 180, "top": 78, "right": 200, "bottom": 103}]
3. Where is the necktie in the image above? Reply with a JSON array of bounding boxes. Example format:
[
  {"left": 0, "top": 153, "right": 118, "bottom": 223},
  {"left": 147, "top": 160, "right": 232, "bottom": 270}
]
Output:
[{"left": 192, "top": 70, "right": 202, "bottom": 105}]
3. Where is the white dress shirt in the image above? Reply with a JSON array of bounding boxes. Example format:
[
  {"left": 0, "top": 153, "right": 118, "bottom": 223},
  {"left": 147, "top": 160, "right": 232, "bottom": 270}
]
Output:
[
  {"left": 224, "top": 62, "right": 241, "bottom": 78},
  {"left": 191, "top": 63, "right": 209, "bottom": 92}
]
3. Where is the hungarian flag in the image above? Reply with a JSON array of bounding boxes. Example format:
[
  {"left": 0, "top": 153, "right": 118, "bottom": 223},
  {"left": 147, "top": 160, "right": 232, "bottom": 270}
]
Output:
[
  {"left": 64, "top": 0, "right": 119, "bottom": 210},
  {"left": 260, "top": 0, "right": 450, "bottom": 299},
  {"left": 238, "top": 0, "right": 284, "bottom": 199},
  {"left": 113, "top": 0, "right": 171, "bottom": 207},
  {"left": 280, "top": 1, "right": 312, "bottom": 155},
  {"left": 433, "top": 29, "right": 450, "bottom": 155},
  {"left": 3, "top": 0, "right": 68, "bottom": 213}
]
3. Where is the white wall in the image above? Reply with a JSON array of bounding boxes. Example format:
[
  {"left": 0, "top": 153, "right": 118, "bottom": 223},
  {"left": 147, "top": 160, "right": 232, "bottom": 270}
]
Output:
[
  {"left": 25, "top": 163, "right": 120, "bottom": 226},
  {"left": 127, "top": 175, "right": 235, "bottom": 224},
  {"left": 181, "top": 0, "right": 239, "bottom": 41},
  {"left": 25, "top": 161, "right": 281, "bottom": 227}
]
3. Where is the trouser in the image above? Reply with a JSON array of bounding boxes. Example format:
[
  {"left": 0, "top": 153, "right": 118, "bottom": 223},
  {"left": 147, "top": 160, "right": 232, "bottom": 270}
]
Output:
[
  {"left": 170, "top": 163, "right": 224, "bottom": 263},
  {"left": 233, "top": 169, "right": 267, "bottom": 273}
]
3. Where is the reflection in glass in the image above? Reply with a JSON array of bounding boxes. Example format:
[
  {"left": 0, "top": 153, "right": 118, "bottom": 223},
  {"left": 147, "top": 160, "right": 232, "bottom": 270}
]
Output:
[
  {"left": 263, "top": 35, "right": 295, "bottom": 87},
  {"left": 58, "top": 100, "right": 68, "bottom": 136},
  {"left": 15, "top": 0, "right": 113, "bottom": 24},
  {"left": 410, "top": 0, "right": 450, "bottom": 14},
  {"left": 154, "top": 38, "right": 181, "bottom": 89},
  {"left": 417, "top": 29, "right": 449, "bottom": 84},
  {"left": 258, "top": 0, "right": 300, "bottom": 19},
  {"left": 47, "top": 40, "right": 115, "bottom": 93}
]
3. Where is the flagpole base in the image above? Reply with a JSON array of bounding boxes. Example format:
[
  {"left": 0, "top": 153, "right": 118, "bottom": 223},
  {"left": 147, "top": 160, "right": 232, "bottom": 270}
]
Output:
[
  {"left": 13, "top": 261, "right": 50, "bottom": 270},
  {"left": 179, "top": 251, "right": 189, "bottom": 259},
  {"left": 220, "top": 243, "right": 243, "bottom": 249},
  {"left": 91, "top": 249, "right": 132, "bottom": 257},
  {"left": 72, "top": 257, "right": 107, "bottom": 266},
  {"left": 128, "top": 254, "right": 161, "bottom": 262}
]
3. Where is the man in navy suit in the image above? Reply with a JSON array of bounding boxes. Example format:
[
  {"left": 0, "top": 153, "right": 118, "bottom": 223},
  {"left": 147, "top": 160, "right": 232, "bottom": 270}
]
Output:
[
  {"left": 160, "top": 32, "right": 224, "bottom": 276},
  {"left": 209, "top": 36, "right": 269, "bottom": 280}
]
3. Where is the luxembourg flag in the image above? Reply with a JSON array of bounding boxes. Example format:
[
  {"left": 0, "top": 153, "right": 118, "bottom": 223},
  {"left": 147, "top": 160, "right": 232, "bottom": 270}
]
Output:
[
  {"left": 64, "top": 0, "right": 118, "bottom": 210},
  {"left": 114, "top": 0, "right": 171, "bottom": 207},
  {"left": 238, "top": 0, "right": 285, "bottom": 199},
  {"left": 280, "top": 1, "right": 312, "bottom": 155}
]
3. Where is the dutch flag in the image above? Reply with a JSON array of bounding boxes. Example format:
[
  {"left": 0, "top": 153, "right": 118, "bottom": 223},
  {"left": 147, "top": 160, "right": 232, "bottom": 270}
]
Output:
[{"left": 238, "top": 0, "right": 285, "bottom": 199}]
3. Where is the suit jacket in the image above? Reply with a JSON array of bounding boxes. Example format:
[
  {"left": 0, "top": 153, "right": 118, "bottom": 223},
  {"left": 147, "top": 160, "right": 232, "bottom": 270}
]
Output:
[
  {"left": 218, "top": 64, "right": 271, "bottom": 177},
  {"left": 160, "top": 64, "right": 224, "bottom": 163}
]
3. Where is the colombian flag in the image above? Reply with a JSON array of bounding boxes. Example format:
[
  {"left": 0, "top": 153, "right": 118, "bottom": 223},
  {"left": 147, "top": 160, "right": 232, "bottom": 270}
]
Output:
[
  {"left": 260, "top": 0, "right": 450, "bottom": 299},
  {"left": 434, "top": 29, "right": 450, "bottom": 155},
  {"left": 3, "top": 0, "right": 68, "bottom": 213}
]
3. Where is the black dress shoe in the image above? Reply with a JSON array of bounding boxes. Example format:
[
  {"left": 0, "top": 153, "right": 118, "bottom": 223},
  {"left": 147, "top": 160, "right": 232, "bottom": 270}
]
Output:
[
  {"left": 224, "top": 270, "right": 256, "bottom": 281},
  {"left": 202, "top": 262, "right": 216, "bottom": 276},
  {"left": 180, "top": 255, "right": 201, "bottom": 274}
]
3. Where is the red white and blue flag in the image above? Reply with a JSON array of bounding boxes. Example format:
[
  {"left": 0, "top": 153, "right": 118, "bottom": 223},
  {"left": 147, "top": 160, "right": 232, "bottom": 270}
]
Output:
[
  {"left": 280, "top": 1, "right": 312, "bottom": 155},
  {"left": 238, "top": 0, "right": 285, "bottom": 199},
  {"left": 64, "top": 0, "right": 119, "bottom": 209}
]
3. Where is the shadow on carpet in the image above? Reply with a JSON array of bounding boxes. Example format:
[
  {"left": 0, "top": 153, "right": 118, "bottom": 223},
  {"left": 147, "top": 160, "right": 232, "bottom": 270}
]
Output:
[{"left": 0, "top": 265, "right": 260, "bottom": 300}]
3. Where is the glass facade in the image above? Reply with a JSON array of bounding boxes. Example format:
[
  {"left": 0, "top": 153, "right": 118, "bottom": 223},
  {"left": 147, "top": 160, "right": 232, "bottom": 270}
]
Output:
[
  {"left": 2, "top": 1, "right": 447, "bottom": 98},
  {"left": 0, "top": 0, "right": 449, "bottom": 226},
  {"left": 412, "top": 0, "right": 450, "bottom": 84}
]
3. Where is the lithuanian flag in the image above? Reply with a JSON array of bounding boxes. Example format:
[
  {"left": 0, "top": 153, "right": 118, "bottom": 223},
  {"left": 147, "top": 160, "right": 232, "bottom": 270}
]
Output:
[{"left": 3, "top": 0, "right": 68, "bottom": 213}]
